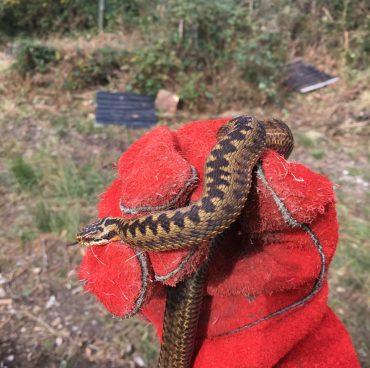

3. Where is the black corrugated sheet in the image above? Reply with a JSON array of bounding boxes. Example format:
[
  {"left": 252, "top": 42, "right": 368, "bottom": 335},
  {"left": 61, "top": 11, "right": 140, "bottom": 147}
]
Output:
[
  {"left": 96, "top": 91, "right": 157, "bottom": 127},
  {"left": 283, "top": 59, "right": 339, "bottom": 93}
]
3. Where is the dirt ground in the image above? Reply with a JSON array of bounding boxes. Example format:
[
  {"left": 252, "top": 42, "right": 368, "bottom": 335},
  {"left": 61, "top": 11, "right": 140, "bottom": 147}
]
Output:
[{"left": 0, "top": 44, "right": 369, "bottom": 367}]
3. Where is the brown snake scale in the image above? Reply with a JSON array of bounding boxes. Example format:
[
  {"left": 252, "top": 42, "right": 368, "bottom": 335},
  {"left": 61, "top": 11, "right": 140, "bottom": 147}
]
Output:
[{"left": 76, "top": 116, "right": 294, "bottom": 368}]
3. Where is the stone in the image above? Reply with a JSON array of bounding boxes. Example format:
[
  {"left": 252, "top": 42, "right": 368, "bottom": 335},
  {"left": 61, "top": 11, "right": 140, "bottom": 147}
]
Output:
[{"left": 155, "top": 89, "right": 179, "bottom": 117}]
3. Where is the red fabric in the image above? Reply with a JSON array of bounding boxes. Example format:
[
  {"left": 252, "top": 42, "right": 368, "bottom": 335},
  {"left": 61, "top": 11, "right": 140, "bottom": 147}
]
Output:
[{"left": 79, "top": 118, "right": 360, "bottom": 367}]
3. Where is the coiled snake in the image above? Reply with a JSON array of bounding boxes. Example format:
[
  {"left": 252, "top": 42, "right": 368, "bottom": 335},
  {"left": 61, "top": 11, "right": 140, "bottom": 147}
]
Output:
[{"left": 76, "top": 116, "right": 294, "bottom": 367}]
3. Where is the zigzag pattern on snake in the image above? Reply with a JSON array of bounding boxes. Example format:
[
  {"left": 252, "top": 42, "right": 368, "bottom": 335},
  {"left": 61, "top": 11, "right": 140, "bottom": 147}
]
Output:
[{"left": 76, "top": 116, "right": 293, "bottom": 251}]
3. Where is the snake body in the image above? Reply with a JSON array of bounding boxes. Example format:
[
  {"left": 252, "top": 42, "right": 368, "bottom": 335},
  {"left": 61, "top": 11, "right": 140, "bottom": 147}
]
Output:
[
  {"left": 76, "top": 116, "right": 294, "bottom": 368},
  {"left": 158, "top": 238, "right": 219, "bottom": 368},
  {"left": 77, "top": 116, "right": 293, "bottom": 251}
]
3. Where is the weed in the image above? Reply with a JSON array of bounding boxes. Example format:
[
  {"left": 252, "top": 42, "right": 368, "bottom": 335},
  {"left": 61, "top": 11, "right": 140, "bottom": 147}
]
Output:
[
  {"left": 14, "top": 41, "right": 59, "bottom": 76},
  {"left": 9, "top": 150, "right": 108, "bottom": 201},
  {"left": 235, "top": 31, "right": 287, "bottom": 102},
  {"left": 329, "top": 203, "right": 370, "bottom": 364},
  {"left": 7, "top": 145, "right": 113, "bottom": 241},
  {"left": 347, "top": 167, "right": 366, "bottom": 178},
  {"left": 65, "top": 47, "right": 128, "bottom": 90},
  {"left": 21, "top": 286, "right": 34, "bottom": 298},
  {"left": 298, "top": 135, "right": 315, "bottom": 148},
  {"left": 346, "top": 218, "right": 370, "bottom": 244},
  {"left": 140, "top": 329, "right": 159, "bottom": 364},
  {"left": 34, "top": 156, "right": 108, "bottom": 202},
  {"left": 9, "top": 155, "right": 40, "bottom": 190},
  {"left": 348, "top": 167, "right": 370, "bottom": 181},
  {"left": 50, "top": 115, "right": 102, "bottom": 136},
  {"left": 28, "top": 152, "right": 111, "bottom": 237},
  {"left": 0, "top": 0, "right": 100, "bottom": 35},
  {"left": 50, "top": 115, "right": 71, "bottom": 131},
  {"left": 20, "top": 230, "right": 38, "bottom": 245},
  {"left": 128, "top": 43, "right": 179, "bottom": 96},
  {"left": 34, "top": 201, "right": 81, "bottom": 237},
  {"left": 178, "top": 72, "right": 208, "bottom": 110},
  {"left": 41, "top": 338, "right": 55, "bottom": 352},
  {"left": 0, "top": 258, "right": 13, "bottom": 273},
  {"left": 311, "top": 149, "right": 325, "bottom": 159}
]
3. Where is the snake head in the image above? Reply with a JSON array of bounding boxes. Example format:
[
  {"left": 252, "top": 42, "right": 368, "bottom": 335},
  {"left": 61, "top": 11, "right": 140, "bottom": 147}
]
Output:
[{"left": 76, "top": 217, "right": 121, "bottom": 246}]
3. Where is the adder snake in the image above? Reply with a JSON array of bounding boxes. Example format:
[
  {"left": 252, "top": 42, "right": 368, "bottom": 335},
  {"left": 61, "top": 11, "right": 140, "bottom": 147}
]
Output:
[{"left": 76, "top": 116, "right": 294, "bottom": 367}]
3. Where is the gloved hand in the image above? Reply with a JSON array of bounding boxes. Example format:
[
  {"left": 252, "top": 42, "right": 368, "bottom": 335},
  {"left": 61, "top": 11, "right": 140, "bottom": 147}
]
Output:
[{"left": 79, "top": 118, "right": 360, "bottom": 367}]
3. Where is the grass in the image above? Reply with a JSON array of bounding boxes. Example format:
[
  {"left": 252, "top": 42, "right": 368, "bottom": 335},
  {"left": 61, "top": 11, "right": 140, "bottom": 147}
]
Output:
[
  {"left": 50, "top": 115, "right": 103, "bottom": 136},
  {"left": 346, "top": 166, "right": 370, "bottom": 184},
  {"left": 6, "top": 126, "right": 115, "bottom": 242},
  {"left": 311, "top": 149, "right": 325, "bottom": 160},
  {"left": 328, "top": 189, "right": 370, "bottom": 365},
  {"left": 296, "top": 133, "right": 326, "bottom": 159},
  {"left": 9, "top": 155, "right": 40, "bottom": 190},
  {"left": 33, "top": 201, "right": 81, "bottom": 235},
  {"left": 297, "top": 134, "right": 315, "bottom": 148},
  {"left": 139, "top": 329, "right": 160, "bottom": 364}
]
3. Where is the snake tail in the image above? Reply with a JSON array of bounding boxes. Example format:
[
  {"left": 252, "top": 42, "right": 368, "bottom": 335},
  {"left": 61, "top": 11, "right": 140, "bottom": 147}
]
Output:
[{"left": 158, "top": 238, "right": 218, "bottom": 368}]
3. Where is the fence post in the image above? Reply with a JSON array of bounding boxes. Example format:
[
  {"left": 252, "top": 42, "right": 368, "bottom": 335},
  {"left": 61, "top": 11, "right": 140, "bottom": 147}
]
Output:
[{"left": 98, "top": 0, "right": 105, "bottom": 32}]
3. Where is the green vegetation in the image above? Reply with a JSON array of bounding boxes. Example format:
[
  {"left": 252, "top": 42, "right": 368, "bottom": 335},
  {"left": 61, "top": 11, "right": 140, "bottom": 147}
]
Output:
[
  {"left": 0, "top": 0, "right": 102, "bottom": 35},
  {"left": 140, "top": 329, "right": 160, "bottom": 364},
  {"left": 311, "top": 149, "right": 325, "bottom": 160},
  {"left": 126, "top": 1, "right": 288, "bottom": 103},
  {"left": 65, "top": 47, "right": 128, "bottom": 90},
  {"left": 4, "top": 0, "right": 369, "bottom": 105},
  {"left": 9, "top": 151, "right": 108, "bottom": 200},
  {"left": 330, "top": 205, "right": 370, "bottom": 362},
  {"left": 50, "top": 114, "right": 103, "bottom": 135},
  {"left": 9, "top": 155, "right": 40, "bottom": 190},
  {"left": 34, "top": 201, "right": 81, "bottom": 235},
  {"left": 8, "top": 148, "right": 113, "bottom": 240},
  {"left": 14, "top": 41, "right": 59, "bottom": 75},
  {"left": 128, "top": 43, "right": 180, "bottom": 97},
  {"left": 298, "top": 135, "right": 315, "bottom": 148}
]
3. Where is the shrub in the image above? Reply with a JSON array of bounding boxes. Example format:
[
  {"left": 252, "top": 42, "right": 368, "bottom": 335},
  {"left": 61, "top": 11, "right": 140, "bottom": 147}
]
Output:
[
  {"left": 14, "top": 41, "right": 59, "bottom": 76},
  {"left": 4, "top": 0, "right": 370, "bottom": 105},
  {"left": 128, "top": 43, "right": 180, "bottom": 96},
  {"left": 0, "top": 0, "right": 140, "bottom": 36},
  {"left": 0, "top": 0, "right": 100, "bottom": 35},
  {"left": 129, "top": 1, "right": 287, "bottom": 102},
  {"left": 234, "top": 31, "right": 287, "bottom": 102},
  {"left": 65, "top": 47, "right": 128, "bottom": 90},
  {"left": 177, "top": 72, "right": 209, "bottom": 110}
]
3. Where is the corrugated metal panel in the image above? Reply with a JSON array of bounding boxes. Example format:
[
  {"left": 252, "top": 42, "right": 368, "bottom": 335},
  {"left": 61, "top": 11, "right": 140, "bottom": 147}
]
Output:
[
  {"left": 283, "top": 60, "right": 338, "bottom": 93},
  {"left": 96, "top": 91, "right": 157, "bottom": 127}
]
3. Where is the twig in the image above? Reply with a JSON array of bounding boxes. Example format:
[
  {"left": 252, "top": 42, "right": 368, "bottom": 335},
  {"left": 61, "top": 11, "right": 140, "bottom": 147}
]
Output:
[{"left": 20, "top": 309, "right": 71, "bottom": 340}]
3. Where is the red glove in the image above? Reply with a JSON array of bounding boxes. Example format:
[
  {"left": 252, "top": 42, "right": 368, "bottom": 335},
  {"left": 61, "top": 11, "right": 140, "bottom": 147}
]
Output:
[{"left": 79, "top": 119, "right": 360, "bottom": 367}]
